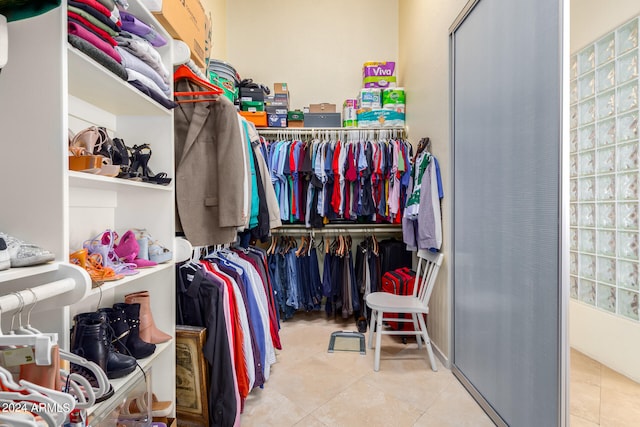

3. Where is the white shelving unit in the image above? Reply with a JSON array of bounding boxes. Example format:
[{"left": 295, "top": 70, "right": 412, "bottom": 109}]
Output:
[{"left": 0, "top": 2, "right": 177, "bottom": 423}]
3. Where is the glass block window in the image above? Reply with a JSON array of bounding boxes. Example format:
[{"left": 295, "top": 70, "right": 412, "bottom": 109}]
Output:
[{"left": 571, "top": 17, "right": 640, "bottom": 321}]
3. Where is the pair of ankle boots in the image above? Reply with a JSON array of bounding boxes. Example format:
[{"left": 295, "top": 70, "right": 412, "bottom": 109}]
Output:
[{"left": 70, "top": 291, "right": 171, "bottom": 379}]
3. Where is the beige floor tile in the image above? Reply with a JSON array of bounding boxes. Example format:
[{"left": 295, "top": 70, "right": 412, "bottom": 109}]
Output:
[
  {"left": 600, "top": 386, "right": 640, "bottom": 427},
  {"left": 570, "top": 349, "right": 602, "bottom": 387},
  {"left": 313, "top": 350, "right": 374, "bottom": 379},
  {"left": 293, "top": 414, "right": 329, "bottom": 427},
  {"left": 311, "top": 378, "right": 424, "bottom": 427},
  {"left": 241, "top": 387, "right": 309, "bottom": 427},
  {"left": 570, "top": 414, "right": 600, "bottom": 427},
  {"left": 570, "top": 380, "right": 601, "bottom": 424},
  {"left": 361, "top": 356, "right": 452, "bottom": 412},
  {"left": 600, "top": 366, "right": 640, "bottom": 399},
  {"left": 266, "top": 355, "right": 359, "bottom": 412},
  {"left": 413, "top": 380, "right": 494, "bottom": 427}
]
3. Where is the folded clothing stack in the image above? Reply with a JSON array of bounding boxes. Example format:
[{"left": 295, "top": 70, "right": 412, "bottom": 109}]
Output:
[{"left": 67, "top": 0, "right": 177, "bottom": 109}]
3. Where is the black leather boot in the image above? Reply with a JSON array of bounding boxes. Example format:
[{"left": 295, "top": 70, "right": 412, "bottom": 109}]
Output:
[
  {"left": 98, "top": 307, "right": 130, "bottom": 356},
  {"left": 71, "top": 314, "right": 108, "bottom": 373},
  {"left": 72, "top": 312, "right": 138, "bottom": 379},
  {"left": 113, "top": 303, "right": 156, "bottom": 359}
]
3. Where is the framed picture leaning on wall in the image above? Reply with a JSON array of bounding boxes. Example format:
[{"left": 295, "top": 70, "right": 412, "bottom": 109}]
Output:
[{"left": 176, "top": 325, "right": 208, "bottom": 426}]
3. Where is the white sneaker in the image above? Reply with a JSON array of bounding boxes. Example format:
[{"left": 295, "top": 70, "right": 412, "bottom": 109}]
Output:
[
  {"left": 0, "top": 233, "right": 55, "bottom": 267},
  {"left": 0, "top": 237, "right": 9, "bottom": 270}
]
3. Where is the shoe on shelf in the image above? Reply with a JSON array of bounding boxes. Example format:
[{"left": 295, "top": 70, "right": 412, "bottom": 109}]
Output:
[
  {"left": 71, "top": 311, "right": 138, "bottom": 379},
  {"left": 0, "top": 232, "right": 55, "bottom": 267},
  {"left": 114, "top": 230, "right": 157, "bottom": 268},
  {"left": 70, "top": 248, "right": 123, "bottom": 284},
  {"left": 84, "top": 230, "right": 140, "bottom": 276},
  {"left": 109, "top": 302, "right": 156, "bottom": 359},
  {"left": 0, "top": 237, "right": 10, "bottom": 271},
  {"left": 124, "top": 291, "right": 172, "bottom": 344},
  {"left": 133, "top": 229, "right": 172, "bottom": 264},
  {"left": 127, "top": 392, "right": 173, "bottom": 418},
  {"left": 130, "top": 144, "right": 172, "bottom": 185}
]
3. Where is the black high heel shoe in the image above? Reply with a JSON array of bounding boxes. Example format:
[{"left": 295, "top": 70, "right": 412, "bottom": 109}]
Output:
[{"left": 130, "top": 144, "right": 172, "bottom": 186}]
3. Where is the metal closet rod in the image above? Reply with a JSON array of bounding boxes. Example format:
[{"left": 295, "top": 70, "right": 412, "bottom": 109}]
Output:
[
  {"left": 257, "top": 127, "right": 406, "bottom": 137},
  {"left": 270, "top": 225, "right": 402, "bottom": 236}
]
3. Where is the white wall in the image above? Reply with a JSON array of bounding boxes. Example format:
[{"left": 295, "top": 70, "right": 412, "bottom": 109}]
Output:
[
  {"left": 202, "top": 0, "right": 227, "bottom": 61},
  {"left": 571, "top": 0, "right": 640, "bottom": 52},
  {"left": 398, "top": 0, "right": 468, "bottom": 364},
  {"left": 570, "top": 0, "right": 640, "bottom": 382},
  {"left": 225, "top": 0, "right": 398, "bottom": 110}
]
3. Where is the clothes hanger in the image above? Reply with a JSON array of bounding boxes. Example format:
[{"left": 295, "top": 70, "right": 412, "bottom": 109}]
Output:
[
  {"left": 295, "top": 236, "right": 308, "bottom": 257},
  {"left": 0, "top": 411, "right": 39, "bottom": 427},
  {"left": 173, "top": 64, "right": 223, "bottom": 103},
  {"left": 59, "top": 370, "right": 95, "bottom": 408},
  {"left": 414, "top": 137, "right": 431, "bottom": 162},
  {"left": 0, "top": 391, "right": 59, "bottom": 426},
  {"left": 0, "top": 298, "right": 55, "bottom": 365},
  {"left": 14, "top": 293, "right": 33, "bottom": 336},
  {"left": 17, "top": 379, "right": 76, "bottom": 416},
  {"left": 23, "top": 289, "right": 41, "bottom": 335},
  {"left": 59, "top": 350, "right": 109, "bottom": 401},
  {"left": 0, "top": 366, "right": 20, "bottom": 391}
]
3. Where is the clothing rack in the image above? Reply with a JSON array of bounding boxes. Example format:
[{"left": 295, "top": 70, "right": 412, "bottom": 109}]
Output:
[
  {"left": 0, "top": 263, "right": 91, "bottom": 314},
  {"left": 270, "top": 224, "right": 402, "bottom": 236},
  {"left": 257, "top": 127, "right": 406, "bottom": 140}
]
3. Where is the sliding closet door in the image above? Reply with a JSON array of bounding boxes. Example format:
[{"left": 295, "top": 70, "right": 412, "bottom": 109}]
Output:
[{"left": 450, "top": 0, "right": 566, "bottom": 426}]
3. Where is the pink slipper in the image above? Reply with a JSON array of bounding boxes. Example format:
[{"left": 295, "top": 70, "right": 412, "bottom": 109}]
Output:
[{"left": 114, "top": 230, "right": 157, "bottom": 268}]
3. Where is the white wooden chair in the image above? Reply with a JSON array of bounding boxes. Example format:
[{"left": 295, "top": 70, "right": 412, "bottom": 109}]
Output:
[{"left": 366, "top": 250, "right": 444, "bottom": 372}]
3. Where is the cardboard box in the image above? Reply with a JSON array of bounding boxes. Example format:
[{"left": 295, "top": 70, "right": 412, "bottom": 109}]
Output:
[
  {"left": 304, "top": 113, "right": 341, "bottom": 127},
  {"left": 309, "top": 103, "right": 336, "bottom": 113},
  {"left": 152, "top": 0, "right": 207, "bottom": 68},
  {"left": 268, "top": 113, "right": 288, "bottom": 128},
  {"left": 288, "top": 120, "right": 304, "bottom": 128},
  {"left": 274, "top": 83, "right": 289, "bottom": 94}
]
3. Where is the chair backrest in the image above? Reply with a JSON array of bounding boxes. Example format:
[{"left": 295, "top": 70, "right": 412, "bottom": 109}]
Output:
[{"left": 414, "top": 250, "right": 444, "bottom": 306}]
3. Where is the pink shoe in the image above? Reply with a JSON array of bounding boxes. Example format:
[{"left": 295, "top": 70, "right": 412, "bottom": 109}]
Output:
[
  {"left": 84, "top": 230, "right": 139, "bottom": 276},
  {"left": 114, "top": 230, "right": 156, "bottom": 268}
]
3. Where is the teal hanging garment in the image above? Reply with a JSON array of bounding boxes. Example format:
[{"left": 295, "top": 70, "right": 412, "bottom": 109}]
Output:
[{"left": 0, "top": 0, "right": 60, "bottom": 22}]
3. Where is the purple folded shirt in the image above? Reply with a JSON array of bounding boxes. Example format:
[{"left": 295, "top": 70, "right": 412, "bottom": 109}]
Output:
[
  {"left": 119, "top": 11, "right": 167, "bottom": 47},
  {"left": 68, "top": 22, "right": 122, "bottom": 64}
]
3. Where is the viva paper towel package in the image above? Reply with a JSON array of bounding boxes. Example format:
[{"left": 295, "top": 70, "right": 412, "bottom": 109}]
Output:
[
  {"left": 363, "top": 61, "right": 397, "bottom": 88},
  {"left": 343, "top": 99, "right": 358, "bottom": 127}
]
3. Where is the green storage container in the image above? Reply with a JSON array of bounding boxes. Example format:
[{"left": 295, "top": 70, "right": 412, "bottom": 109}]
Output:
[
  {"left": 288, "top": 110, "right": 304, "bottom": 121},
  {"left": 241, "top": 101, "right": 265, "bottom": 112}
]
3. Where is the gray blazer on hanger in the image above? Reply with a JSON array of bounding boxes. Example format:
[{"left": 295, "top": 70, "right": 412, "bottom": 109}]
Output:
[{"left": 174, "top": 83, "right": 246, "bottom": 246}]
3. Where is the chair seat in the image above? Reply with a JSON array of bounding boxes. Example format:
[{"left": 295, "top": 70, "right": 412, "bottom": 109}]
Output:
[{"left": 365, "top": 292, "right": 429, "bottom": 314}]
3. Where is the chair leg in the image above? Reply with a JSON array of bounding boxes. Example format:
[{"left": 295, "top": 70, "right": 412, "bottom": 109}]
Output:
[
  {"left": 367, "top": 309, "right": 376, "bottom": 349},
  {"left": 417, "top": 313, "right": 437, "bottom": 372},
  {"left": 374, "top": 310, "right": 384, "bottom": 372},
  {"left": 411, "top": 314, "right": 422, "bottom": 349}
]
